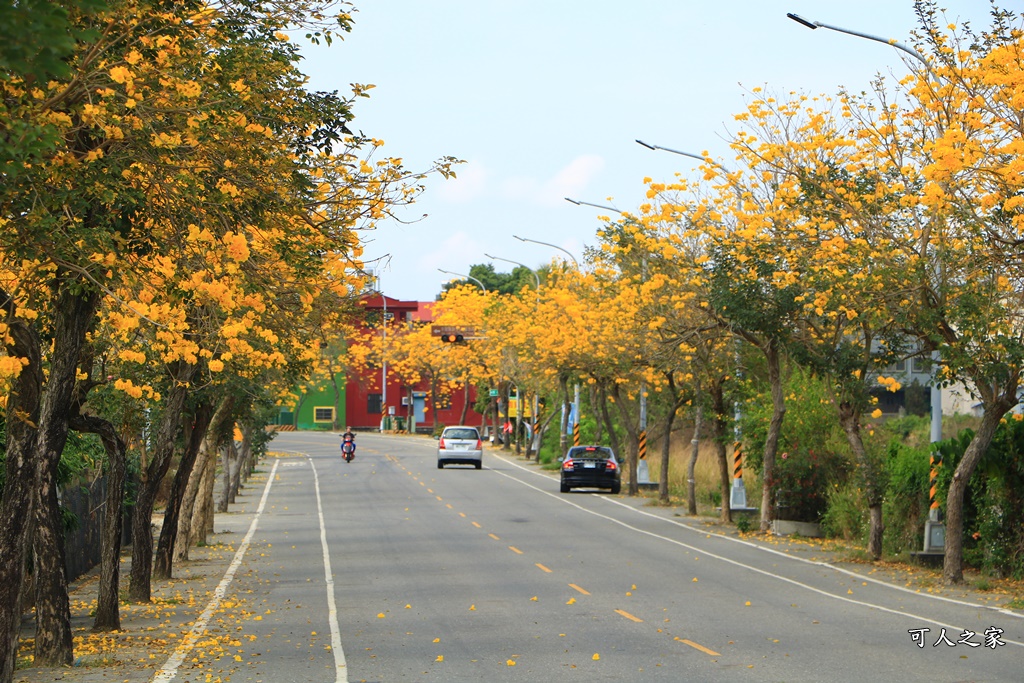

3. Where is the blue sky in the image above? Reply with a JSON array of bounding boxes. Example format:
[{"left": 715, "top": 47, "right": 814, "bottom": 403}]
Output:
[{"left": 300, "top": 1, "right": 998, "bottom": 302}]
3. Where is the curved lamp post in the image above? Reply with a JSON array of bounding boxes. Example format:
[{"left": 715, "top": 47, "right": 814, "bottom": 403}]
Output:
[
  {"left": 483, "top": 253, "right": 541, "bottom": 291},
  {"left": 786, "top": 12, "right": 933, "bottom": 75},
  {"left": 438, "top": 268, "right": 487, "bottom": 293},
  {"left": 513, "top": 234, "right": 580, "bottom": 268}
]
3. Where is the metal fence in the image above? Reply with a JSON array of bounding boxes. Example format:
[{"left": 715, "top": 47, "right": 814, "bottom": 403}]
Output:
[{"left": 61, "top": 476, "right": 133, "bottom": 583}]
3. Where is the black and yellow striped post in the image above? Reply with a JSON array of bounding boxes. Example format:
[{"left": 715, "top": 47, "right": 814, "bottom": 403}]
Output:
[
  {"left": 733, "top": 440, "right": 743, "bottom": 480},
  {"left": 929, "top": 451, "right": 942, "bottom": 514},
  {"left": 572, "top": 420, "right": 580, "bottom": 446},
  {"left": 638, "top": 430, "right": 647, "bottom": 460}
]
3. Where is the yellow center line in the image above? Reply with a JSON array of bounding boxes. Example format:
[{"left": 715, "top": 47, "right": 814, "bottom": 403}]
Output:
[
  {"left": 615, "top": 609, "right": 643, "bottom": 623},
  {"left": 568, "top": 583, "right": 590, "bottom": 596},
  {"left": 508, "top": 546, "right": 523, "bottom": 555},
  {"left": 535, "top": 563, "right": 552, "bottom": 573},
  {"left": 679, "top": 639, "right": 720, "bottom": 656},
  {"left": 445, "top": 503, "right": 453, "bottom": 509},
  {"left": 427, "top": 488, "right": 434, "bottom": 493},
  {"left": 471, "top": 522, "right": 482, "bottom": 528},
  {"left": 488, "top": 533, "right": 501, "bottom": 541},
  {"left": 459, "top": 512, "right": 466, "bottom": 518},
  {"left": 436, "top": 496, "right": 443, "bottom": 501}
]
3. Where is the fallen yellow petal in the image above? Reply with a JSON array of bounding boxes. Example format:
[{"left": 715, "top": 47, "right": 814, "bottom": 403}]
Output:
[
  {"left": 507, "top": 660, "right": 517, "bottom": 666},
  {"left": 435, "top": 655, "right": 444, "bottom": 662},
  {"left": 377, "top": 613, "right": 386, "bottom": 619},
  {"left": 469, "top": 605, "right": 476, "bottom": 611},
  {"left": 566, "top": 598, "right": 576, "bottom": 605},
  {"left": 433, "top": 638, "right": 440, "bottom": 643},
  {"left": 692, "top": 577, "right": 698, "bottom": 582},
  {"left": 593, "top": 653, "right": 600, "bottom": 660},
  {"left": 745, "top": 601, "right": 751, "bottom": 606},
  {"left": 530, "top": 596, "right": 538, "bottom": 601}
]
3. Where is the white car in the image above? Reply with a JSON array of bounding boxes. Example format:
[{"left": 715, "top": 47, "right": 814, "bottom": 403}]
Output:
[{"left": 437, "top": 426, "right": 483, "bottom": 469}]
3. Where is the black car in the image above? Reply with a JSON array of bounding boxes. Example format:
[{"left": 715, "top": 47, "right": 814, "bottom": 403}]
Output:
[{"left": 560, "top": 445, "right": 621, "bottom": 494}]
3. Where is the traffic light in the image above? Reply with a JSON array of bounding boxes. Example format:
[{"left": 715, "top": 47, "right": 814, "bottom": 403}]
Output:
[{"left": 442, "top": 333, "right": 465, "bottom": 343}]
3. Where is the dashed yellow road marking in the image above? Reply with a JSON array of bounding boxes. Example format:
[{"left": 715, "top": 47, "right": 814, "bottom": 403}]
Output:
[
  {"left": 680, "top": 639, "right": 720, "bottom": 656},
  {"left": 509, "top": 546, "right": 523, "bottom": 555},
  {"left": 615, "top": 609, "right": 643, "bottom": 623},
  {"left": 568, "top": 584, "right": 590, "bottom": 596},
  {"left": 488, "top": 533, "right": 501, "bottom": 541},
  {"left": 445, "top": 503, "right": 453, "bottom": 509},
  {"left": 535, "top": 563, "right": 552, "bottom": 573},
  {"left": 459, "top": 512, "right": 466, "bottom": 518},
  {"left": 471, "top": 522, "right": 482, "bottom": 528}
]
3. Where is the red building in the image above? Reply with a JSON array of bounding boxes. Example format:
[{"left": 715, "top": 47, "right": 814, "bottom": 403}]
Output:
[{"left": 345, "top": 293, "right": 484, "bottom": 433}]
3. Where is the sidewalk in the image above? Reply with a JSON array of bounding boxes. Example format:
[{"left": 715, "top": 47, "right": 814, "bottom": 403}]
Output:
[{"left": 15, "top": 460, "right": 275, "bottom": 683}]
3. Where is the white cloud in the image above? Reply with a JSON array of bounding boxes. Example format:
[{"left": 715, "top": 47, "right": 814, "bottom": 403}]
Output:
[
  {"left": 419, "top": 231, "right": 486, "bottom": 274},
  {"left": 538, "top": 154, "right": 605, "bottom": 206},
  {"left": 437, "top": 161, "right": 489, "bottom": 203}
]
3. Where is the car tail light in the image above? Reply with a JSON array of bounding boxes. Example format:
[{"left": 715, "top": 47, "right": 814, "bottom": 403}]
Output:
[
  {"left": 438, "top": 438, "right": 446, "bottom": 450},
  {"left": 605, "top": 459, "right": 618, "bottom": 471},
  {"left": 562, "top": 458, "right": 574, "bottom": 471},
  {"left": 476, "top": 439, "right": 482, "bottom": 449}
]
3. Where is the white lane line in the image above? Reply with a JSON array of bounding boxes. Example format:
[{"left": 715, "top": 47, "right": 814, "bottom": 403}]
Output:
[
  {"left": 493, "top": 450, "right": 1024, "bottom": 619},
  {"left": 152, "top": 458, "right": 281, "bottom": 683},
  {"left": 487, "top": 456, "right": 1024, "bottom": 647},
  {"left": 309, "top": 456, "right": 348, "bottom": 683}
]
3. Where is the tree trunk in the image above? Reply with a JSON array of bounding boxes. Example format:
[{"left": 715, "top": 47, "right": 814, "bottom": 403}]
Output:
[
  {"left": 0, "top": 314, "right": 43, "bottom": 683},
  {"left": 239, "top": 423, "right": 255, "bottom": 483},
  {"left": 611, "top": 384, "right": 640, "bottom": 496},
  {"left": 943, "top": 386, "right": 1016, "bottom": 584},
  {"left": 837, "top": 400, "right": 884, "bottom": 559},
  {"left": 759, "top": 341, "right": 786, "bottom": 533},
  {"left": 429, "top": 376, "right": 439, "bottom": 433},
  {"left": 68, "top": 415, "right": 127, "bottom": 632},
  {"left": 228, "top": 438, "right": 242, "bottom": 504},
  {"left": 196, "top": 447, "right": 218, "bottom": 539},
  {"left": 598, "top": 381, "right": 622, "bottom": 465},
  {"left": 710, "top": 381, "right": 732, "bottom": 523},
  {"left": 31, "top": 284, "right": 100, "bottom": 667},
  {"left": 459, "top": 381, "right": 471, "bottom": 426},
  {"left": 590, "top": 384, "right": 604, "bottom": 444},
  {"left": 687, "top": 405, "right": 702, "bottom": 516},
  {"left": 175, "top": 436, "right": 210, "bottom": 563},
  {"left": 218, "top": 440, "right": 234, "bottom": 514},
  {"left": 154, "top": 400, "right": 214, "bottom": 580},
  {"left": 128, "top": 362, "right": 195, "bottom": 603}
]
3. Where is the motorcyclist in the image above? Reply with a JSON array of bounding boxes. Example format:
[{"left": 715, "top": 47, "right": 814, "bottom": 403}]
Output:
[{"left": 341, "top": 427, "right": 356, "bottom": 458}]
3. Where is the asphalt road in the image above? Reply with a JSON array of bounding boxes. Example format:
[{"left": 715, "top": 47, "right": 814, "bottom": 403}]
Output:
[{"left": 154, "top": 431, "right": 1024, "bottom": 682}]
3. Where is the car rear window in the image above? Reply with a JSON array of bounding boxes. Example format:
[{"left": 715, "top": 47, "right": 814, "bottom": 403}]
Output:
[
  {"left": 569, "top": 447, "right": 613, "bottom": 459},
  {"left": 443, "top": 428, "right": 479, "bottom": 440}
]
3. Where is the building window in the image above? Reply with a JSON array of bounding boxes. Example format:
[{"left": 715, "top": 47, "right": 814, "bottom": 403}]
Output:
[
  {"left": 314, "top": 407, "right": 334, "bottom": 423},
  {"left": 368, "top": 393, "right": 382, "bottom": 414}
]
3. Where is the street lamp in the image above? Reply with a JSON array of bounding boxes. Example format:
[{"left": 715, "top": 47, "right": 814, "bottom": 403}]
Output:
[
  {"left": 564, "top": 197, "right": 621, "bottom": 214},
  {"left": 513, "top": 235, "right": 580, "bottom": 268},
  {"left": 634, "top": 140, "right": 733, "bottom": 174},
  {"left": 789, "top": 10, "right": 944, "bottom": 545},
  {"left": 483, "top": 253, "right": 541, "bottom": 291},
  {"left": 438, "top": 268, "right": 487, "bottom": 293},
  {"left": 786, "top": 13, "right": 933, "bottom": 75}
]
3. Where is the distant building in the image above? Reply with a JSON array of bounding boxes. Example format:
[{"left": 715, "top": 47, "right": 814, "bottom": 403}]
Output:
[{"left": 277, "top": 292, "right": 483, "bottom": 432}]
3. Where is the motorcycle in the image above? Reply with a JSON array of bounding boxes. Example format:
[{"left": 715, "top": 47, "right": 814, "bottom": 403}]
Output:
[{"left": 341, "top": 438, "right": 356, "bottom": 462}]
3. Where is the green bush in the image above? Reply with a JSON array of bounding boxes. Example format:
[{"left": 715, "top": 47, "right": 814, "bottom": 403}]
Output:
[
  {"left": 742, "top": 369, "right": 852, "bottom": 523},
  {"left": 880, "top": 440, "right": 931, "bottom": 555},
  {"left": 821, "top": 480, "right": 866, "bottom": 541}
]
